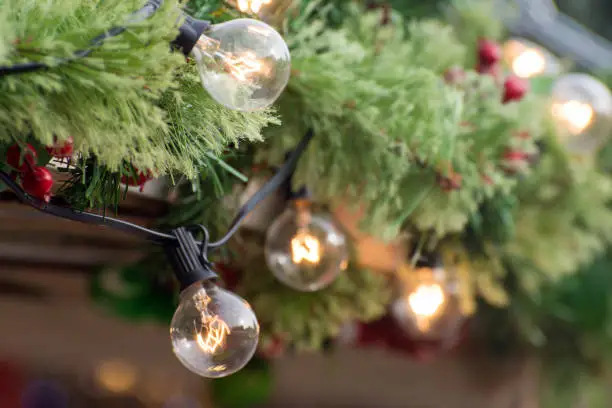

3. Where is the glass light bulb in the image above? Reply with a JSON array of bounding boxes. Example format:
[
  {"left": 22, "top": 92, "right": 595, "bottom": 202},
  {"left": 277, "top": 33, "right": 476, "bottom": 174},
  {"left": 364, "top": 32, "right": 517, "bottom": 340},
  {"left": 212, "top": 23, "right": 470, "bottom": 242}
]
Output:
[
  {"left": 551, "top": 73, "right": 612, "bottom": 153},
  {"left": 265, "top": 202, "right": 348, "bottom": 292},
  {"left": 170, "top": 282, "right": 259, "bottom": 378},
  {"left": 552, "top": 100, "right": 595, "bottom": 135},
  {"left": 503, "top": 38, "right": 560, "bottom": 79},
  {"left": 408, "top": 283, "right": 445, "bottom": 320},
  {"left": 191, "top": 19, "right": 290, "bottom": 111},
  {"left": 391, "top": 265, "right": 463, "bottom": 341}
]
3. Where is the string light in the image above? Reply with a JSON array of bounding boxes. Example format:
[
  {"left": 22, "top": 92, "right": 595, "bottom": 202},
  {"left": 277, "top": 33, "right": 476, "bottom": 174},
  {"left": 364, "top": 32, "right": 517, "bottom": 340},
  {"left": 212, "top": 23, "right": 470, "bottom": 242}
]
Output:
[
  {"left": 552, "top": 100, "right": 595, "bottom": 135},
  {"left": 391, "top": 259, "right": 464, "bottom": 341},
  {"left": 407, "top": 282, "right": 446, "bottom": 332},
  {"left": 503, "top": 38, "right": 560, "bottom": 79},
  {"left": 189, "top": 19, "right": 290, "bottom": 111},
  {"left": 170, "top": 282, "right": 259, "bottom": 378},
  {"left": 551, "top": 73, "right": 612, "bottom": 154},
  {"left": 265, "top": 199, "right": 348, "bottom": 292},
  {"left": 0, "top": 131, "right": 315, "bottom": 380}
]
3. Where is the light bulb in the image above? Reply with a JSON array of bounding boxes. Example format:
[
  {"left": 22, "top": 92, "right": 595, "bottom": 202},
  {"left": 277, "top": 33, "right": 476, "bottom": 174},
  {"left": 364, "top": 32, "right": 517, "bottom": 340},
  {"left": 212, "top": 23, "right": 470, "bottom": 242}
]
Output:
[
  {"left": 407, "top": 283, "right": 446, "bottom": 332},
  {"left": 170, "top": 281, "right": 259, "bottom": 378},
  {"left": 190, "top": 19, "right": 290, "bottom": 111},
  {"left": 552, "top": 100, "right": 595, "bottom": 135},
  {"left": 551, "top": 73, "right": 612, "bottom": 153},
  {"left": 237, "top": 0, "right": 272, "bottom": 13},
  {"left": 512, "top": 49, "right": 546, "bottom": 78},
  {"left": 391, "top": 264, "right": 463, "bottom": 341},
  {"left": 265, "top": 200, "right": 348, "bottom": 291},
  {"left": 503, "top": 38, "right": 559, "bottom": 79}
]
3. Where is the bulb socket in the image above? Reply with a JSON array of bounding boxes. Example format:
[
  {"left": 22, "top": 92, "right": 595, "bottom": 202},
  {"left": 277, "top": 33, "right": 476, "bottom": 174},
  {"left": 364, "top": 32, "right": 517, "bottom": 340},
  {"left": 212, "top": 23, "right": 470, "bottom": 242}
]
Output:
[
  {"left": 173, "top": 15, "right": 212, "bottom": 56},
  {"left": 165, "top": 227, "right": 218, "bottom": 290}
]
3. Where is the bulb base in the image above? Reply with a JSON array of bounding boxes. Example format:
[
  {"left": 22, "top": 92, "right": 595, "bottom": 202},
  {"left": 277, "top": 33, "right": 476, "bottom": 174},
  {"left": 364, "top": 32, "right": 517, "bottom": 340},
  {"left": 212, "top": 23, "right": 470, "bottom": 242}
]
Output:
[
  {"left": 173, "top": 15, "right": 212, "bottom": 56},
  {"left": 165, "top": 227, "right": 218, "bottom": 290}
]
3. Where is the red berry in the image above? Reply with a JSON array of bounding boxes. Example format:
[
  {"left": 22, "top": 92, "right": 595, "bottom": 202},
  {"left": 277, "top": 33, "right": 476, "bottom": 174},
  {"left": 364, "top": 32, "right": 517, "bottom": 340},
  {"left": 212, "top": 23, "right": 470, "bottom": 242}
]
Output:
[
  {"left": 121, "top": 168, "right": 153, "bottom": 188},
  {"left": 46, "top": 136, "right": 74, "bottom": 158},
  {"left": 478, "top": 39, "right": 501, "bottom": 66},
  {"left": 22, "top": 166, "right": 53, "bottom": 202},
  {"left": 6, "top": 144, "right": 37, "bottom": 172},
  {"left": 503, "top": 75, "right": 529, "bottom": 103}
]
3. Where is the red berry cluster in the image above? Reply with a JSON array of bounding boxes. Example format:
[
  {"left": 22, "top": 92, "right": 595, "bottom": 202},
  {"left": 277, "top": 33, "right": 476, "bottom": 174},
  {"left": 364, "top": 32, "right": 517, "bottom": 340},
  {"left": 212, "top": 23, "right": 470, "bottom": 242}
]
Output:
[
  {"left": 121, "top": 168, "right": 154, "bottom": 192},
  {"left": 476, "top": 39, "right": 529, "bottom": 104},
  {"left": 437, "top": 39, "right": 534, "bottom": 191},
  {"left": 5, "top": 137, "right": 74, "bottom": 202}
]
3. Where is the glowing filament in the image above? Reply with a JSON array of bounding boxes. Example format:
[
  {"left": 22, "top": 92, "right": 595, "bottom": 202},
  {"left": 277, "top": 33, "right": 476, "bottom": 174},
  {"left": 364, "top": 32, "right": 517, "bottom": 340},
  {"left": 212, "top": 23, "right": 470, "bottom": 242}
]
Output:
[
  {"left": 512, "top": 49, "right": 546, "bottom": 78},
  {"left": 552, "top": 100, "right": 595, "bottom": 134},
  {"left": 221, "top": 51, "right": 265, "bottom": 82},
  {"left": 237, "top": 0, "right": 272, "bottom": 13},
  {"left": 408, "top": 283, "right": 446, "bottom": 332},
  {"left": 195, "top": 36, "right": 266, "bottom": 83},
  {"left": 194, "top": 292, "right": 231, "bottom": 354},
  {"left": 291, "top": 230, "right": 321, "bottom": 264}
]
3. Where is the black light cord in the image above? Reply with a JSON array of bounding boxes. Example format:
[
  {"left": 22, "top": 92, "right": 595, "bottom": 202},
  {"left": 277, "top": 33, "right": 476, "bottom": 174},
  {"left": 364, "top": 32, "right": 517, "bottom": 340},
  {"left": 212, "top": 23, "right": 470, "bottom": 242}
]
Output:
[
  {"left": 208, "top": 129, "right": 314, "bottom": 249},
  {"left": 0, "top": 0, "right": 165, "bottom": 77},
  {"left": 0, "top": 129, "right": 314, "bottom": 251}
]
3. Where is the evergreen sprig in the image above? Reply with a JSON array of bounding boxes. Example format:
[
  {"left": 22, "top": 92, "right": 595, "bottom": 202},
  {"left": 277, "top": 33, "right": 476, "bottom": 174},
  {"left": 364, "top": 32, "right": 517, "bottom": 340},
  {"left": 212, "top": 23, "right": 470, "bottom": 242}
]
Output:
[{"left": 0, "top": 0, "right": 278, "bottom": 207}]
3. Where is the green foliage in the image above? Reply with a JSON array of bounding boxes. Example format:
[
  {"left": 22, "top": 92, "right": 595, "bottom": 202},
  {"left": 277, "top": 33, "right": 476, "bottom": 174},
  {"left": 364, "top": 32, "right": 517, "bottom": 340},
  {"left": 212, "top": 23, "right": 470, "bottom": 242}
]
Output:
[
  {"left": 259, "top": 7, "right": 544, "bottom": 244},
  {"left": 0, "top": 0, "right": 277, "bottom": 207},
  {"left": 90, "top": 257, "right": 178, "bottom": 324},
  {"left": 237, "top": 253, "right": 391, "bottom": 351}
]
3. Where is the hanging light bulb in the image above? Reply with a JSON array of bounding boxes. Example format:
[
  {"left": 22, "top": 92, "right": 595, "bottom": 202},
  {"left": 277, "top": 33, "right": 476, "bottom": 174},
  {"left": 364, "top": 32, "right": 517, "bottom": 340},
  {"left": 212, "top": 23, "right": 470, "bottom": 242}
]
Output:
[
  {"left": 551, "top": 73, "right": 612, "bottom": 154},
  {"left": 187, "top": 18, "right": 290, "bottom": 112},
  {"left": 170, "top": 281, "right": 259, "bottom": 378},
  {"left": 390, "top": 255, "right": 464, "bottom": 342},
  {"left": 265, "top": 199, "right": 348, "bottom": 292},
  {"left": 503, "top": 38, "right": 560, "bottom": 79},
  {"left": 165, "top": 228, "right": 259, "bottom": 378}
]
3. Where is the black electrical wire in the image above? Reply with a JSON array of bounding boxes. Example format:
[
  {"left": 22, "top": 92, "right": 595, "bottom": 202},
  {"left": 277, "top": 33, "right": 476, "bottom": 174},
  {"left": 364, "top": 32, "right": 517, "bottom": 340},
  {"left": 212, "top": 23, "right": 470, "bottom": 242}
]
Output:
[
  {"left": 208, "top": 128, "right": 313, "bottom": 249},
  {"left": 0, "top": 129, "right": 314, "bottom": 251},
  {"left": 0, "top": 0, "right": 164, "bottom": 77}
]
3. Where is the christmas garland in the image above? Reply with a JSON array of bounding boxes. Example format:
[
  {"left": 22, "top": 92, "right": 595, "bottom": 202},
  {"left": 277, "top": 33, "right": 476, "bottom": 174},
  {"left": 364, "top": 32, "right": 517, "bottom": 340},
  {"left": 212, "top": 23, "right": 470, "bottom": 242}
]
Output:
[
  {"left": 0, "top": 0, "right": 278, "bottom": 208},
  {"left": 169, "top": 0, "right": 612, "bottom": 384},
  {"left": 62, "top": 0, "right": 612, "bottom": 404}
]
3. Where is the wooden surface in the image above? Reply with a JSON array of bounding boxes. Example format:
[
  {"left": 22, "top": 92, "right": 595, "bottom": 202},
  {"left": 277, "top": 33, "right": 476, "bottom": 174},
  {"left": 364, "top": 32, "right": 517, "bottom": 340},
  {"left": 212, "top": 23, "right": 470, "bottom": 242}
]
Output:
[{"left": 0, "top": 188, "right": 167, "bottom": 268}]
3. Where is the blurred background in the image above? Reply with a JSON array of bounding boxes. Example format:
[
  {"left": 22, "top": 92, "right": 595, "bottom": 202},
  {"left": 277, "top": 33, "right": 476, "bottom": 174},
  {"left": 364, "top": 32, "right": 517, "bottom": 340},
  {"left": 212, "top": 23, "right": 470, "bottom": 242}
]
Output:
[{"left": 4, "top": 0, "right": 612, "bottom": 407}]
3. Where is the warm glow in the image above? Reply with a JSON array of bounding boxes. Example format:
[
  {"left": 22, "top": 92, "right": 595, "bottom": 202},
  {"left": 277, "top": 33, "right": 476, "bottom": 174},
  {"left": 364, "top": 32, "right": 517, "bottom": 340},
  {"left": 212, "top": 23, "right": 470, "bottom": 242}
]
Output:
[
  {"left": 223, "top": 51, "right": 265, "bottom": 82},
  {"left": 291, "top": 230, "right": 322, "bottom": 264},
  {"left": 408, "top": 283, "right": 446, "bottom": 332},
  {"left": 237, "top": 0, "right": 272, "bottom": 13},
  {"left": 195, "top": 36, "right": 267, "bottom": 83},
  {"left": 96, "top": 360, "right": 138, "bottom": 393},
  {"left": 512, "top": 49, "right": 546, "bottom": 78},
  {"left": 552, "top": 100, "right": 595, "bottom": 134},
  {"left": 194, "top": 292, "right": 231, "bottom": 354}
]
